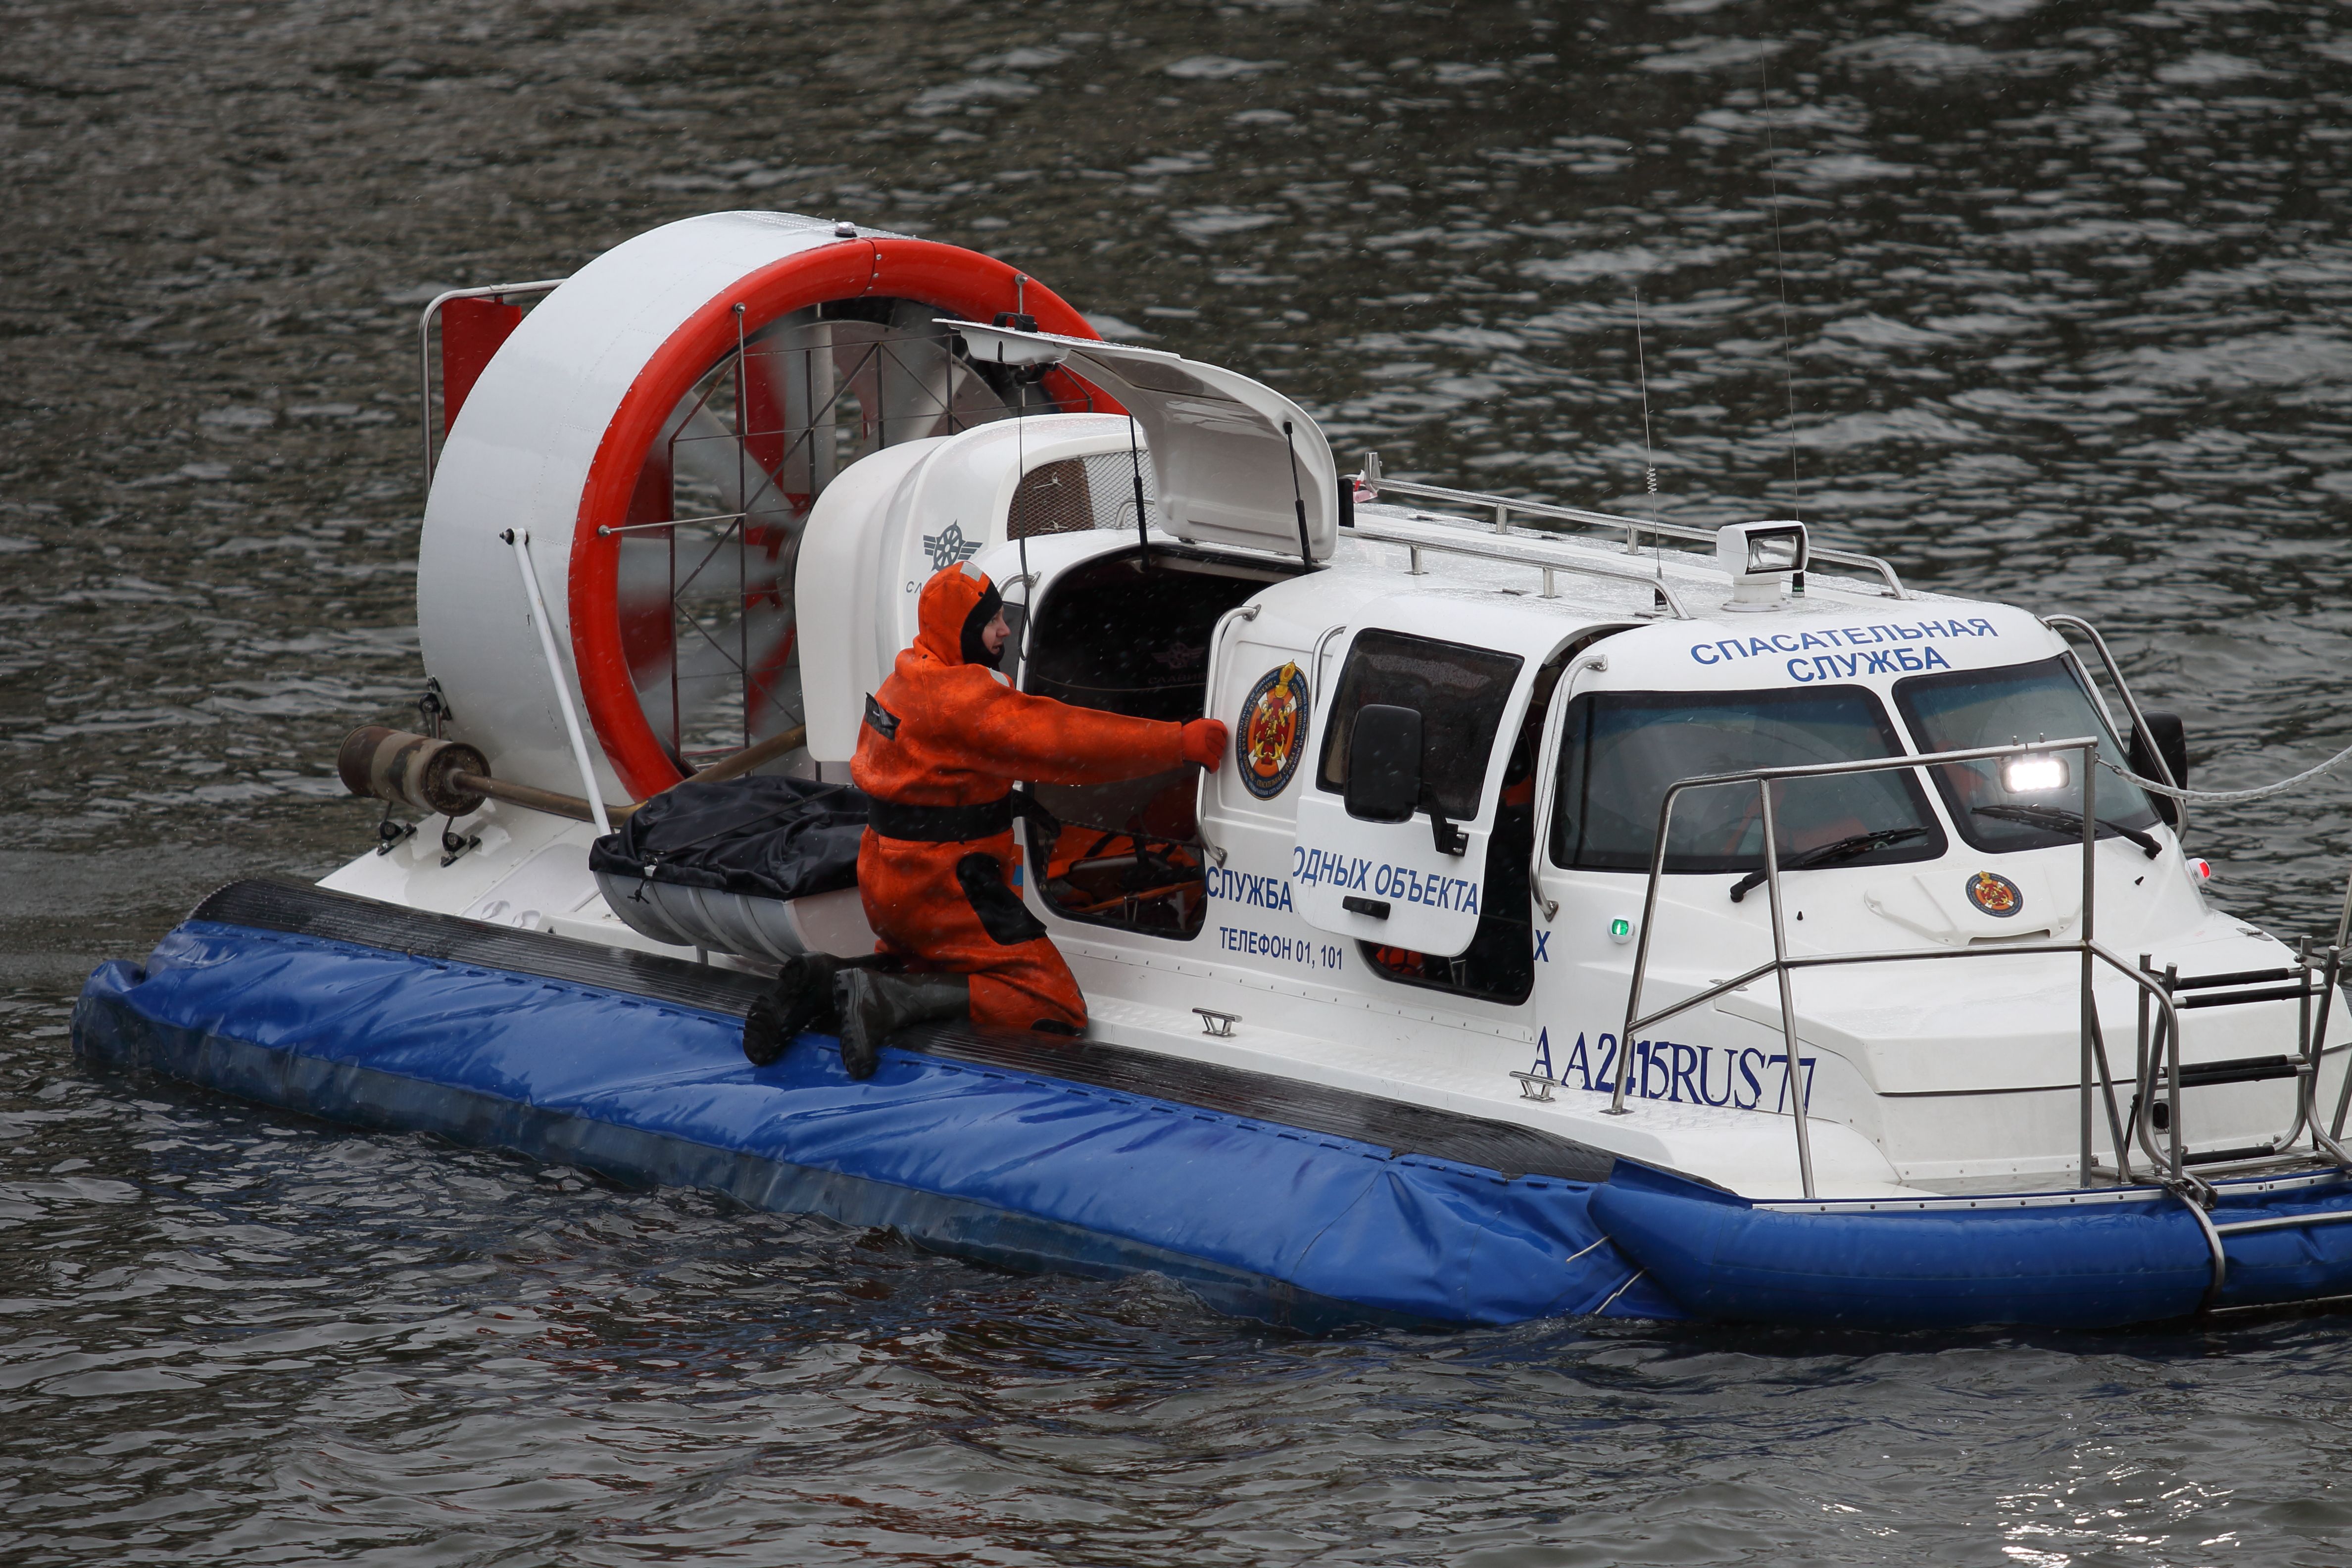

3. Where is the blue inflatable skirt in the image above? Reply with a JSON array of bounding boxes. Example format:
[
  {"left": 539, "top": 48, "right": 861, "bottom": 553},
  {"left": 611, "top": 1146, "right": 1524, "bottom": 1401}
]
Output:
[
  {"left": 71, "top": 881, "right": 1677, "bottom": 1332},
  {"left": 1591, "top": 1145, "right": 2352, "bottom": 1329},
  {"left": 71, "top": 881, "right": 2352, "bottom": 1331}
]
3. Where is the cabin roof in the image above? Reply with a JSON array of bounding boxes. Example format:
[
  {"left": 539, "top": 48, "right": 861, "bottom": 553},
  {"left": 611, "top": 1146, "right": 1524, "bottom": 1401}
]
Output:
[{"left": 1321, "top": 499, "right": 1971, "bottom": 630}]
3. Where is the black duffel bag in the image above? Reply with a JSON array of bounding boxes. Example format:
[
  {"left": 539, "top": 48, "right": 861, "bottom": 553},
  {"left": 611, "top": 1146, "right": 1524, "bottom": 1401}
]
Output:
[{"left": 588, "top": 774, "right": 871, "bottom": 902}]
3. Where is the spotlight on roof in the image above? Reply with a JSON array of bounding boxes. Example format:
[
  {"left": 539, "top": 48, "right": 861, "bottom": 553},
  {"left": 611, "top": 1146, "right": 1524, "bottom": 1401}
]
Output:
[{"left": 1716, "top": 521, "right": 1808, "bottom": 611}]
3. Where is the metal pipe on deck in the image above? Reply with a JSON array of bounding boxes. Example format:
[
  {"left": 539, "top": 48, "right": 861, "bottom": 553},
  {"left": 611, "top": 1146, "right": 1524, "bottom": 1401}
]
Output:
[{"left": 338, "top": 723, "right": 809, "bottom": 828}]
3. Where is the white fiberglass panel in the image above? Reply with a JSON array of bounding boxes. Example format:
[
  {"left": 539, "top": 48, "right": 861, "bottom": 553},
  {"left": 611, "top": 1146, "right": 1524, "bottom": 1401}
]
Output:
[
  {"left": 795, "top": 414, "right": 1143, "bottom": 762},
  {"left": 942, "top": 320, "right": 1337, "bottom": 563},
  {"left": 417, "top": 211, "right": 865, "bottom": 793}
]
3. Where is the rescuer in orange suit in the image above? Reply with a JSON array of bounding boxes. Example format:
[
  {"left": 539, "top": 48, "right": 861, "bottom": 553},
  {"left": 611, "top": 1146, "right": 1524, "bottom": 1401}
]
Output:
[{"left": 743, "top": 561, "right": 1227, "bottom": 1078}]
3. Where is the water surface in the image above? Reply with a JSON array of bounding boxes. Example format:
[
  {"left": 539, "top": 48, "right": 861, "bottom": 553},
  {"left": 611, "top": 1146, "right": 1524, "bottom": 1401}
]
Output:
[{"left": 6, "top": 0, "right": 2352, "bottom": 1561}]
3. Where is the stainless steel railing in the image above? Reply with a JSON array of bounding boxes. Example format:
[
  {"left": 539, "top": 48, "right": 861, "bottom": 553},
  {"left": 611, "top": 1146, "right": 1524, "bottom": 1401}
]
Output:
[
  {"left": 1347, "top": 512, "right": 1700, "bottom": 618},
  {"left": 2041, "top": 614, "right": 2190, "bottom": 840},
  {"left": 1604, "top": 735, "right": 2218, "bottom": 1200},
  {"left": 2125, "top": 947, "right": 2352, "bottom": 1182},
  {"left": 1353, "top": 453, "right": 1911, "bottom": 602},
  {"left": 416, "top": 279, "right": 568, "bottom": 492}
]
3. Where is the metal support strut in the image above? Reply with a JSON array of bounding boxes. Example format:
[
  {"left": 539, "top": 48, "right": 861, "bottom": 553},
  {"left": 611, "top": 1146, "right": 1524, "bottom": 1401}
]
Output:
[{"left": 503, "top": 529, "right": 613, "bottom": 838}]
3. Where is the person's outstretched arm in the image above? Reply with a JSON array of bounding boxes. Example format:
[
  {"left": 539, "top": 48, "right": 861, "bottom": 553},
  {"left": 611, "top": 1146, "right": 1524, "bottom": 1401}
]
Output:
[{"left": 957, "top": 679, "right": 1223, "bottom": 786}]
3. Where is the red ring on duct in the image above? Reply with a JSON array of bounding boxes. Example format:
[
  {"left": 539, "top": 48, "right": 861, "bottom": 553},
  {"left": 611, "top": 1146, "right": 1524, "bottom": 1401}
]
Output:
[{"left": 570, "top": 238, "right": 1110, "bottom": 801}]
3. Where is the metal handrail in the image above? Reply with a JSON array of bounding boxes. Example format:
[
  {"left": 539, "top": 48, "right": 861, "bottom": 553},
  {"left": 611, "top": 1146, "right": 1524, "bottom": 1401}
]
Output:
[
  {"left": 2335, "top": 873, "right": 2352, "bottom": 1138},
  {"left": 1610, "top": 735, "right": 2138, "bottom": 1200},
  {"left": 1357, "top": 467, "right": 1911, "bottom": 601},
  {"left": 418, "top": 279, "right": 568, "bottom": 492},
  {"left": 2041, "top": 613, "right": 2189, "bottom": 839},
  {"left": 2129, "top": 945, "right": 2352, "bottom": 1177},
  {"left": 1603, "top": 732, "right": 2346, "bottom": 1200},
  {"left": 1349, "top": 515, "right": 1697, "bottom": 619}
]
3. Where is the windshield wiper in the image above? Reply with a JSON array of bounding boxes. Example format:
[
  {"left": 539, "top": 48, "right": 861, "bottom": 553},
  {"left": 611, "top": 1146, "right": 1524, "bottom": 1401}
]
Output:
[
  {"left": 1729, "top": 827, "right": 1929, "bottom": 903},
  {"left": 1972, "top": 804, "right": 2161, "bottom": 859}
]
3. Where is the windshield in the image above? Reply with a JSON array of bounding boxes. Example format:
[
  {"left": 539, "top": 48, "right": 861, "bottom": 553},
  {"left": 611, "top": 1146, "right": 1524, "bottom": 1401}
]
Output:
[
  {"left": 1894, "top": 656, "right": 2159, "bottom": 854},
  {"left": 1319, "top": 631, "right": 1524, "bottom": 820},
  {"left": 1551, "top": 686, "right": 1944, "bottom": 874}
]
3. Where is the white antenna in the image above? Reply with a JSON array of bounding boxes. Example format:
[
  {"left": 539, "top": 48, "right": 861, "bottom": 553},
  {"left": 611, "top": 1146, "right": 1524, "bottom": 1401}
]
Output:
[
  {"left": 1757, "top": 55, "right": 1803, "bottom": 518},
  {"left": 1632, "top": 278, "right": 1661, "bottom": 580},
  {"left": 1012, "top": 274, "right": 1031, "bottom": 672}
]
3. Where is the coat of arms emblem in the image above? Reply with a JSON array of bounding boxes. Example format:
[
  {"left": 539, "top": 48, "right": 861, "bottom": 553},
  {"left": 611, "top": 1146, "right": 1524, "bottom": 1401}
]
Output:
[
  {"left": 1966, "top": 870, "right": 2024, "bottom": 918},
  {"left": 1239, "top": 662, "right": 1309, "bottom": 800}
]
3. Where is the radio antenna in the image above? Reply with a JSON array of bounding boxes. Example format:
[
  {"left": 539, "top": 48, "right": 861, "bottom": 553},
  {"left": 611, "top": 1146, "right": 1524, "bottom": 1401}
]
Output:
[
  {"left": 1013, "top": 274, "right": 1032, "bottom": 671},
  {"left": 1632, "top": 277, "right": 1661, "bottom": 580},
  {"left": 1757, "top": 55, "right": 1803, "bottom": 517}
]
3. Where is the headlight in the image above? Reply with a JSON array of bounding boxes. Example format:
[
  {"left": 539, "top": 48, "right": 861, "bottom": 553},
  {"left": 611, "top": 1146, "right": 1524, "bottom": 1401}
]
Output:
[
  {"left": 2001, "top": 753, "right": 2069, "bottom": 793},
  {"left": 1745, "top": 526, "right": 1805, "bottom": 575}
]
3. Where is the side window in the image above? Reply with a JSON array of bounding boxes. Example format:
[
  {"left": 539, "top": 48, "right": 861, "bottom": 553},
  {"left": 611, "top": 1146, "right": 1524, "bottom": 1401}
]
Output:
[{"left": 1317, "top": 631, "right": 1524, "bottom": 820}]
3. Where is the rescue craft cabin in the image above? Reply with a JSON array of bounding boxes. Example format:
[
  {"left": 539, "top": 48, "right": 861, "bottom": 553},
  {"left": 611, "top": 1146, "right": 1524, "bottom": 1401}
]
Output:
[
  {"left": 927, "top": 496, "right": 2316, "bottom": 1204},
  {"left": 793, "top": 312, "right": 2334, "bottom": 1204}
]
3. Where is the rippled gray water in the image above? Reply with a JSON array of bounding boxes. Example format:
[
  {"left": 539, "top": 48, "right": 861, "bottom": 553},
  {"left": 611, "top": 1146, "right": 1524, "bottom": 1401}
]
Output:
[{"left": 7, "top": 1, "right": 2352, "bottom": 1561}]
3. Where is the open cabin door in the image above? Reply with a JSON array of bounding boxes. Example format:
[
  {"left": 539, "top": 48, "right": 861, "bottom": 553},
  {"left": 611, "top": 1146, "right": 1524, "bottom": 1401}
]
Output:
[
  {"left": 1291, "top": 622, "right": 1531, "bottom": 957},
  {"left": 982, "top": 530, "right": 1301, "bottom": 940}
]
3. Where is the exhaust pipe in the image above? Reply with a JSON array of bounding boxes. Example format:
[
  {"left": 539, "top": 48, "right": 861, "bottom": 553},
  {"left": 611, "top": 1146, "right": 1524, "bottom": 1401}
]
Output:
[
  {"left": 337, "top": 726, "right": 632, "bottom": 826},
  {"left": 338, "top": 726, "right": 490, "bottom": 817},
  {"left": 336, "top": 722, "right": 809, "bottom": 827}
]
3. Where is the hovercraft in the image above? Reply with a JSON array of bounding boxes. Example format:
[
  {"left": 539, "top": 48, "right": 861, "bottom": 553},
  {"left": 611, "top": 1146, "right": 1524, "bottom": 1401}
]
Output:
[{"left": 74, "top": 211, "right": 2352, "bottom": 1331}]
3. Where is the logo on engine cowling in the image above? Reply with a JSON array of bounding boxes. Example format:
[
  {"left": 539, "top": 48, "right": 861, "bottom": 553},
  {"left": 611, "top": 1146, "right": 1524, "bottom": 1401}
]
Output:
[
  {"left": 922, "top": 521, "right": 982, "bottom": 572},
  {"left": 1966, "top": 871, "right": 2023, "bottom": 918},
  {"left": 1239, "top": 662, "right": 1309, "bottom": 800}
]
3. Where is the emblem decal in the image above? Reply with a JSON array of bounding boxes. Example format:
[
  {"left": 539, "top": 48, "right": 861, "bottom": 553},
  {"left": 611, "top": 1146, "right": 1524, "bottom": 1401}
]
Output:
[
  {"left": 1966, "top": 870, "right": 2023, "bottom": 918},
  {"left": 1239, "top": 662, "right": 1310, "bottom": 800},
  {"left": 922, "top": 520, "right": 981, "bottom": 572}
]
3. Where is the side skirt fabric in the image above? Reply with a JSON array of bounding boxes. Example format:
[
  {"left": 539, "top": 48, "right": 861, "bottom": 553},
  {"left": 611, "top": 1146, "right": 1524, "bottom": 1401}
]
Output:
[
  {"left": 1590, "top": 1158, "right": 2352, "bottom": 1329},
  {"left": 72, "top": 918, "right": 1679, "bottom": 1330}
]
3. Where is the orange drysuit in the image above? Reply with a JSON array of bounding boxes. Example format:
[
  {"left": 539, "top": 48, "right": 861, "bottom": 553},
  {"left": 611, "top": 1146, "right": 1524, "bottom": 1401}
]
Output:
[{"left": 852, "top": 563, "right": 1218, "bottom": 1032}]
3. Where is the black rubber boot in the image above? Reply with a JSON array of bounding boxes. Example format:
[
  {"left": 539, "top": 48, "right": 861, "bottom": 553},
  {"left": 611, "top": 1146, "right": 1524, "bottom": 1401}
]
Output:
[
  {"left": 741, "top": 953, "right": 843, "bottom": 1067},
  {"left": 833, "top": 970, "right": 969, "bottom": 1081}
]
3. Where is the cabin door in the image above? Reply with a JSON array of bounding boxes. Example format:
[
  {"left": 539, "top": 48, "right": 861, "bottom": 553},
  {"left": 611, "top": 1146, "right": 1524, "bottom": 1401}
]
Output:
[
  {"left": 1290, "top": 626, "right": 1528, "bottom": 956},
  {"left": 997, "top": 531, "right": 1295, "bottom": 941}
]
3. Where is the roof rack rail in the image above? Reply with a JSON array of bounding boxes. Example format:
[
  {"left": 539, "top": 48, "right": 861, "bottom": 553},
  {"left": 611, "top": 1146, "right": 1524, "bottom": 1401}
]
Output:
[
  {"left": 1354, "top": 455, "right": 1910, "bottom": 601},
  {"left": 1348, "top": 513, "right": 1696, "bottom": 619}
]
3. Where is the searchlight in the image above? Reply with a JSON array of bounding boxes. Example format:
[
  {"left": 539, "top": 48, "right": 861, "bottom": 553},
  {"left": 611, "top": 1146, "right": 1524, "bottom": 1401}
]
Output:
[{"left": 1716, "top": 521, "right": 1809, "bottom": 610}]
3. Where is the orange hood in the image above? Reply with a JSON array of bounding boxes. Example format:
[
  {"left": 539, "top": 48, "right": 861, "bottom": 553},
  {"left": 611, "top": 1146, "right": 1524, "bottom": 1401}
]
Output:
[{"left": 914, "top": 562, "right": 1002, "bottom": 668}]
